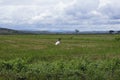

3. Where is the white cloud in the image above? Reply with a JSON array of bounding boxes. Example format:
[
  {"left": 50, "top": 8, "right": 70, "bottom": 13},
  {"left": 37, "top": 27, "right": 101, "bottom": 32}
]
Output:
[
  {"left": 98, "top": 0, "right": 111, "bottom": 8},
  {"left": 98, "top": 0, "right": 120, "bottom": 19},
  {"left": 0, "top": 0, "right": 58, "bottom": 5},
  {"left": 0, "top": 0, "right": 120, "bottom": 31}
]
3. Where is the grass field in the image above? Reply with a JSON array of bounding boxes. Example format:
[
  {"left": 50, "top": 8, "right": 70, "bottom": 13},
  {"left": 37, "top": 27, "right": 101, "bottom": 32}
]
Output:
[{"left": 0, "top": 34, "right": 120, "bottom": 80}]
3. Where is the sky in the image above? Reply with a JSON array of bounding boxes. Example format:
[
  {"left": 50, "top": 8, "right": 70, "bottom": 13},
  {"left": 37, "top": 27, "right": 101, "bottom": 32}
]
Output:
[{"left": 0, "top": 0, "right": 120, "bottom": 31}]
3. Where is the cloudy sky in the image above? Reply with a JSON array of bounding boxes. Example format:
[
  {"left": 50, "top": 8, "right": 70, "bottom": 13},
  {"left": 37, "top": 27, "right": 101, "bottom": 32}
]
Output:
[{"left": 0, "top": 0, "right": 120, "bottom": 31}]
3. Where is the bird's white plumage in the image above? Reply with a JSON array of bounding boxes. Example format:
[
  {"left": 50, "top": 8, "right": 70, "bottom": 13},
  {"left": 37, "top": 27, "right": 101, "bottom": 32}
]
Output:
[{"left": 55, "top": 41, "right": 60, "bottom": 45}]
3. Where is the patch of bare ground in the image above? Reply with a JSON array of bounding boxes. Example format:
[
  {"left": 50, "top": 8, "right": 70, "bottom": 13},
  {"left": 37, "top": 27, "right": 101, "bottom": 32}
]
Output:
[
  {"left": 64, "top": 43, "right": 98, "bottom": 48},
  {"left": 19, "top": 44, "right": 46, "bottom": 50},
  {"left": 4, "top": 40, "right": 17, "bottom": 44}
]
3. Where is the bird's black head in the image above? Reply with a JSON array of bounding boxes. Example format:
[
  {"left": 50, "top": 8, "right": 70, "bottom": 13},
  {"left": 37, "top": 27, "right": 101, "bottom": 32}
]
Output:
[{"left": 58, "top": 38, "right": 61, "bottom": 41}]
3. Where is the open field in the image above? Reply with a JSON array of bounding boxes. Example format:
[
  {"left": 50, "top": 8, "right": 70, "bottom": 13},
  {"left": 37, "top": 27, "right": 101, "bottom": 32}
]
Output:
[{"left": 0, "top": 34, "right": 120, "bottom": 80}]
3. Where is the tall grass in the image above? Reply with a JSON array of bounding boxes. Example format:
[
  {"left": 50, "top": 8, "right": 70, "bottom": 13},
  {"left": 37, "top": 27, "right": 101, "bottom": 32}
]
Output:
[{"left": 0, "top": 58, "right": 120, "bottom": 80}]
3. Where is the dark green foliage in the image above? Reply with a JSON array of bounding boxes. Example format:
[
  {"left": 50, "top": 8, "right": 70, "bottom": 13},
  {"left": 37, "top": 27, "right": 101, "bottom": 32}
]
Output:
[
  {"left": 0, "top": 58, "right": 120, "bottom": 80},
  {"left": 115, "top": 37, "right": 120, "bottom": 41},
  {"left": 109, "top": 30, "right": 115, "bottom": 34}
]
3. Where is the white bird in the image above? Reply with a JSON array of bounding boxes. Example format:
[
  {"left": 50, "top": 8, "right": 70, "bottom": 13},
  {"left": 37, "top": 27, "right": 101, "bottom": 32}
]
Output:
[
  {"left": 55, "top": 38, "right": 61, "bottom": 45},
  {"left": 55, "top": 40, "right": 60, "bottom": 45}
]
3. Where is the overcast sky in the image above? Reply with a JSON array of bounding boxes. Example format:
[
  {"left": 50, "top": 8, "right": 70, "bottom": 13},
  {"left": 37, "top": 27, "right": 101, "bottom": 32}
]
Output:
[{"left": 0, "top": 0, "right": 120, "bottom": 31}]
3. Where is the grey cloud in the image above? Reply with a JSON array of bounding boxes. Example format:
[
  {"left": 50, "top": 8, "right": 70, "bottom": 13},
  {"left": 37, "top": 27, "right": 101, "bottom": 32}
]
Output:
[
  {"left": 98, "top": 0, "right": 120, "bottom": 19},
  {"left": 0, "top": 0, "right": 61, "bottom": 5},
  {"left": 0, "top": 0, "right": 120, "bottom": 31}
]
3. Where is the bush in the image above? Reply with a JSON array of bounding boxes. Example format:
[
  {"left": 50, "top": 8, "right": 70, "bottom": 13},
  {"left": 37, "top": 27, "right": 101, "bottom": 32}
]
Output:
[
  {"left": 0, "top": 58, "right": 120, "bottom": 80},
  {"left": 115, "top": 37, "right": 120, "bottom": 41}
]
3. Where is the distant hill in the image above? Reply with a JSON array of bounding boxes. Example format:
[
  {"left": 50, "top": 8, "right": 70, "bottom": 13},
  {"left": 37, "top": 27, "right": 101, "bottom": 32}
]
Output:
[
  {"left": 0, "top": 28, "right": 20, "bottom": 34},
  {"left": 0, "top": 27, "right": 50, "bottom": 34},
  {"left": 0, "top": 27, "right": 119, "bottom": 35},
  {"left": 0, "top": 28, "right": 110, "bottom": 35},
  {"left": 0, "top": 27, "right": 51, "bottom": 34}
]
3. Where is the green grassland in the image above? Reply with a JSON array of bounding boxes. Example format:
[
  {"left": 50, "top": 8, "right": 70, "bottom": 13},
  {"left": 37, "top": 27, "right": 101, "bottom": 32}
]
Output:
[{"left": 0, "top": 34, "right": 120, "bottom": 80}]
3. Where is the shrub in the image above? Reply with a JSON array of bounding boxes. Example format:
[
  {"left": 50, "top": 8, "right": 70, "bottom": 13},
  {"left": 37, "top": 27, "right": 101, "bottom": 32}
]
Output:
[
  {"left": 115, "top": 37, "right": 120, "bottom": 41},
  {"left": 1, "top": 58, "right": 120, "bottom": 80}
]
